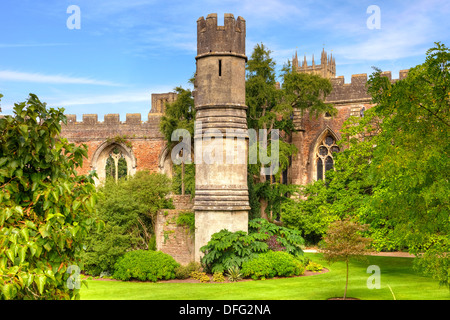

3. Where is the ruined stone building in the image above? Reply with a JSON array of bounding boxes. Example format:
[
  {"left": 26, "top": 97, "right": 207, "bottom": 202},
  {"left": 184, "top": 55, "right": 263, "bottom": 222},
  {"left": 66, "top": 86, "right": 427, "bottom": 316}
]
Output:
[
  {"left": 59, "top": 13, "right": 408, "bottom": 263},
  {"left": 60, "top": 63, "right": 407, "bottom": 188}
]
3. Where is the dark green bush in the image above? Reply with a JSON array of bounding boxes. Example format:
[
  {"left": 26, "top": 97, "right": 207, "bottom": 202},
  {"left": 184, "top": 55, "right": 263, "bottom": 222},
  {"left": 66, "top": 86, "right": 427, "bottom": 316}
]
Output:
[
  {"left": 113, "top": 250, "right": 180, "bottom": 282},
  {"left": 200, "top": 219, "right": 306, "bottom": 273},
  {"left": 82, "top": 171, "right": 173, "bottom": 276},
  {"left": 200, "top": 229, "right": 268, "bottom": 273},
  {"left": 249, "top": 218, "right": 305, "bottom": 257},
  {"left": 241, "top": 251, "right": 305, "bottom": 280}
]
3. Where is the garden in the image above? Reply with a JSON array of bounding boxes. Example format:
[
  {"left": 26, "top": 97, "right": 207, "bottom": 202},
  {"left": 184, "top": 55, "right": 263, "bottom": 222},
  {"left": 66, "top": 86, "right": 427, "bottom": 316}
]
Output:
[
  {"left": 0, "top": 43, "right": 449, "bottom": 302},
  {"left": 80, "top": 253, "right": 448, "bottom": 300}
]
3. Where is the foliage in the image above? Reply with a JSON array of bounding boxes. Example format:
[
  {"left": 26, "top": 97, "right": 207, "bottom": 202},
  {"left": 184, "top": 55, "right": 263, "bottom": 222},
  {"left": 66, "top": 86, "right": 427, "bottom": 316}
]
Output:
[
  {"left": 280, "top": 43, "right": 449, "bottom": 289},
  {"left": 172, "top": 163, "right": 195, "bottom": 196},
  {"left": 175, "top": 261, "right": 202, "bottom": 280},
  {"left": 175, "top": 211, "right": 195, "bottom": 234},
  {"left": 365, "top": 43, "right": 450, "bottom": 285},
  {"left": 248, "top": 218, "right": 305, "bottom": 256},
  {"left": 226, "top": 266, "right": 243, "bottom": 282},
  {"left": 305, "top": 261, "right": 323, "bottom": 272},
  {"left": 160, "top": 86, "right": 195, "bottom": 196},
  {"left": 112, "top": 250, "right": 180, "bottom": 282},
  {"left": 280, "top": 182, "right": 337, "bottom": 244},
  {"left": 200, "top": 219, "right": 305, "bottom": 273},
  {"left": 246, "top": 43, "right": 335, "bottom": 219},
  {"left": 212, "top": 272, "right": 225, "bottom": 282},
  {"left": 413, "top": 243, "right": 450, "bottom": 289},
  {"left": 320, "top": 218, "right": 372, "bottom": 299},
  {"left": 0, "top": 94, "right": 103, "bottom": 300},
  {"left": 200, "top": 229, "right": 268, "bottom": 273},
  {"left": 82, "top": 171, "right": 173, "bottom": 276},
  {"left": 280, "top": 105, "right": 381, "bottom": 245},
  {"left": 190, "top": 271, "right": 210, "bottom": 283},
  {"left": 105, "top": 135, "right": 132, "bottom": 149},
  {"left": 241, "top": 251, "right": 305, "bottom": 280}
]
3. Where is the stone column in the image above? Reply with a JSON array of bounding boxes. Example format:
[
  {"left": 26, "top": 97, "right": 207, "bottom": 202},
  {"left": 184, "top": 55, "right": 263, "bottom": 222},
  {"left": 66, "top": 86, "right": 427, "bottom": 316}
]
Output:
[{"left": 193, "top": 13, "right": 250, "bottom": 262}]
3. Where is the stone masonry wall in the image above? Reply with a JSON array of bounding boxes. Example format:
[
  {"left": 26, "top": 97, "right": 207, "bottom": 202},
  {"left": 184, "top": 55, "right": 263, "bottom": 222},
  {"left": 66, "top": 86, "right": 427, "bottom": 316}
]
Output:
[
  {"left": 155, "top": 195, "right": 195, "bottom": 265},
  {"left": 60, "top": 113, "right": 166, "bottom": 179}
]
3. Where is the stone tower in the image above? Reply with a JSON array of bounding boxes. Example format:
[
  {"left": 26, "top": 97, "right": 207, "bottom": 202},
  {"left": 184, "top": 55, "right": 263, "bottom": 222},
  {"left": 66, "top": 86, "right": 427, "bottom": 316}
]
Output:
[
  {"left": 193, "top": 13, "right": 250, "bottom": 261},
  {"left": 292, "top": 48, "right": 336, "bottom": 79}
]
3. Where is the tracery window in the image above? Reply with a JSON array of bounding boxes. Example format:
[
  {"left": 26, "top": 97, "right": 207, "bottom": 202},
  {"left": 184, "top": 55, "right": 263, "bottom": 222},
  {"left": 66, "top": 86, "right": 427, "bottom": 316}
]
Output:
[
  {"left": 316, "top": 134, "right": 340, "bottom": 180},
  {"left": 105, "top": 147, "right": 128, "bottom": 181}
]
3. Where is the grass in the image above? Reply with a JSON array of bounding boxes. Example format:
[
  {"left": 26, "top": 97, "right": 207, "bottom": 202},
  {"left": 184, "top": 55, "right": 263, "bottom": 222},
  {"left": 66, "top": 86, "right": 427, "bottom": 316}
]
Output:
[{"left": 80, "top": 253, "right": 449, "bottom": 300}]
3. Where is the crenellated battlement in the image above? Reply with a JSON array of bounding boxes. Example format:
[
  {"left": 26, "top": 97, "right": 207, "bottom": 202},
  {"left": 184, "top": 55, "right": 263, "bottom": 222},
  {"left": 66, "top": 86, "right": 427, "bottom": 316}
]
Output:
[
  {"left": 61, "top": 113, "right": 164, "bottom": 141},
  {"left": 197, "top": 13, "right": 246, "bottom": 57},
  {"left": 63, "top": 113, "right": 163, "bottom": 126},
  {"left": 326, "top": 69, "right": 409, "bottom": 103}
]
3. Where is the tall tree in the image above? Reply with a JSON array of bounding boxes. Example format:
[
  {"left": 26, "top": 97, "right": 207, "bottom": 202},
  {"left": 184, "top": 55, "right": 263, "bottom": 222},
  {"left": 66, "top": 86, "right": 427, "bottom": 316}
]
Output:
[
  {"left": 246, "top": 43, "right": 335, "bottom": 220},
  {"left": 367, "top": 42, "right": 450, "bottom": 287},
  {"left": 282, "top": 42, "right": 450, "bottom": 289}
]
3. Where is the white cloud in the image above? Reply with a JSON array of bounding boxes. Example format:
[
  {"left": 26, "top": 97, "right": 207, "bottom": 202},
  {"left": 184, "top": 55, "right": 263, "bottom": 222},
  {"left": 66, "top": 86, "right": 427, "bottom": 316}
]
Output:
[
  {"left": 319, "top": 1, "right": 445, "bottom": 62},
  {"left": 0, "top": 43, "right": 71, "bottom": 48},
  {"left": 49, "top": 87, "right": 173, "bottom": 107},
  {"left": 0, "top": 70, "right": 122, "bottom": 86}
]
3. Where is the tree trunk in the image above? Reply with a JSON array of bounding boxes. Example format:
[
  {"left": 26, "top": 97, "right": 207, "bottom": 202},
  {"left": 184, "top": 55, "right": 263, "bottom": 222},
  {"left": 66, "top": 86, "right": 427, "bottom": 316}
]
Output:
[
  {"left": 260, "top": 198, "right": 268, "bottom": 220},
  {"left": 344, "top": 259, "right": 349, "bottom": 300}
]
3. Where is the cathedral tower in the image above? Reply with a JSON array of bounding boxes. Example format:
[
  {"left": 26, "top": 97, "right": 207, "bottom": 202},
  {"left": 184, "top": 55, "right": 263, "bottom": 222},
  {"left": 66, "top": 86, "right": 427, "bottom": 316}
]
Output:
[
  {"left": 193, "top": 13, "right": 250, "bottom": 261},
  {"left": 292, "top": 48, "right": 336, "bottom": 79}
]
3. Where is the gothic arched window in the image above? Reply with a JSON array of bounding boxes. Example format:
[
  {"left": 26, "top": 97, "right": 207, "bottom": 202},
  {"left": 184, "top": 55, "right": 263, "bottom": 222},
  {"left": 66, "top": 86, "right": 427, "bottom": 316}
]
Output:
[
  {"left": 105, "top": 147, "right": 128, "bottom": 181},
  {"left": 315, "top": 134, "right": 340, "bottom": 181}
]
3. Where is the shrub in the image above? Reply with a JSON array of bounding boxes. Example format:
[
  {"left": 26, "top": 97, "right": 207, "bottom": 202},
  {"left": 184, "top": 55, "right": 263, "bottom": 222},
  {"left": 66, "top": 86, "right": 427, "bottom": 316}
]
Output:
[
  {"left": 226, "top": 266, "right": 243, "bottom": 282},
  {"left": 213, "top": 272, "right": 225, "bottom": 282},
  {"left": 200, "top": 219, "right": 306, "bottom": 273},
  {"left": 200, "top": 229, "right": 268, "bottom": 273},
  {"left": 306, "top": 261, "right": 323, "bottom": 272},
  {"left": 113, "top": 250, "right": 180, "bottom": 282},
  {"left": 175, "top": 261, "right": 202, "bottom": 279},
  {"left": 241, "top": 251, "right": 305, "bottom": 280},
  {"left": 249, "top": 218, "right": 305, "bottom": 257},
  {"left": 190, "top": 271, "right": 210, "bottom": 283},
  {"left": 83, "top": 171, "right": 173, "bottom": 276}
]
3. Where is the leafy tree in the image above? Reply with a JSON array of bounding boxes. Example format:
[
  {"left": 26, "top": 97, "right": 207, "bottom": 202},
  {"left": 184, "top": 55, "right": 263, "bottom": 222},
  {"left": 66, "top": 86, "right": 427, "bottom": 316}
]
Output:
[
  {"left": 246, "top": 43, "right": 335, "bottom": 220},
  {"left": 320, "top": 218, "right": 372, "bottom": 300},
  {"left": 82, "top": 171, "right": 173, "bottom": 276},
  {"left": 280, "top": 181, "right": 337, "bottom": 244},
  {"left": 366, "top": 42, "right": 450, "bottom": 287},
  {"left": 283, "top": 42, "right": 450, "bottom": 289},
  {"left": 0, "top": 94, "right": 103, "bottom": 300},
  {"left": 159, "top": 86, "right": 195, "bottom": 195},
  {"left": 281, "top": 106, "right": 381, "bottom": 244}
]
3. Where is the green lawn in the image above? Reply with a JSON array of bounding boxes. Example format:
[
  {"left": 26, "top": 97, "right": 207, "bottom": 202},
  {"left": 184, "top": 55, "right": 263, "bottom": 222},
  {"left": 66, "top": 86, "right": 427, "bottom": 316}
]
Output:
[{"left": 80, "top": 253, "right": 449, "bottom": 300}]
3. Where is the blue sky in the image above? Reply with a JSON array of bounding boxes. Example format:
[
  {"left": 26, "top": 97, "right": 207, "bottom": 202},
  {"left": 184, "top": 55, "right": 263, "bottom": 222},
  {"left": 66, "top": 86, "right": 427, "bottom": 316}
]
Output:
[{"left": 1, "top": 0, "right": 449, "bottom": 121}]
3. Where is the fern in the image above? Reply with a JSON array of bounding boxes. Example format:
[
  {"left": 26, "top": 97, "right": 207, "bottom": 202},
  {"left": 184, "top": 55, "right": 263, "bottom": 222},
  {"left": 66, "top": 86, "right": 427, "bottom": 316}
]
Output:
[{"left": 200, "top": 219, "right": 305, "bottom": 273}]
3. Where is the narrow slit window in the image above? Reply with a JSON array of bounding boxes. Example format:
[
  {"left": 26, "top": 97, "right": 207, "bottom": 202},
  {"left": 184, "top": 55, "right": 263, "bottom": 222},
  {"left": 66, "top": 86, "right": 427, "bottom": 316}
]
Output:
[{"left": 218, "top": 59, "right": 222, "bottom": 77}]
